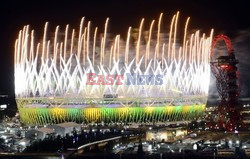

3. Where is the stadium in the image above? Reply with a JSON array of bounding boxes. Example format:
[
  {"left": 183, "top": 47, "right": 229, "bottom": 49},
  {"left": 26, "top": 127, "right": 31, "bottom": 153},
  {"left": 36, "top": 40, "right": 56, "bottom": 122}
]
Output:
[{"left": 15, "top": 13, "right": 212, "bottom": 125}]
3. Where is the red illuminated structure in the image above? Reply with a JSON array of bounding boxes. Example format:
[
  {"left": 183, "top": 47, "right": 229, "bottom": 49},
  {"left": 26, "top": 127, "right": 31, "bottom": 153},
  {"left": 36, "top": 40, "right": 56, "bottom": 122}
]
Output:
[{"left": 210, "top": 34, "right": 242, "bottom": 131}]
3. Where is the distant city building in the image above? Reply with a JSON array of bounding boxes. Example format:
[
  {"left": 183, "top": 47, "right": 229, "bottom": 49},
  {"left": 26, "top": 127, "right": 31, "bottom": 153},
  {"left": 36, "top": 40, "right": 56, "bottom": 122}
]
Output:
[
  {"left": 0, "top": 95, "right": 9, "bottom": 110},
  {"left": 47, "top": 122, "right": 81, "bottom": 136},
  {"left": 25, "top": 127, "right": 55, "bottom": 140},
  {"left": 146, "top": 127, "right": 187, "bottom": 142},
  {"left": 18, "top": 138, "right": 31, "bottom": 147}
]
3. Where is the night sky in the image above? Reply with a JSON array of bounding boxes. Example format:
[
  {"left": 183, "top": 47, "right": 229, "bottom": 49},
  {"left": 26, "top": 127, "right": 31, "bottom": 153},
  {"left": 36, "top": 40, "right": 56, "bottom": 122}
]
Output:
[{"left": 0, "top": 0, "right": 250, "bottom": 99}]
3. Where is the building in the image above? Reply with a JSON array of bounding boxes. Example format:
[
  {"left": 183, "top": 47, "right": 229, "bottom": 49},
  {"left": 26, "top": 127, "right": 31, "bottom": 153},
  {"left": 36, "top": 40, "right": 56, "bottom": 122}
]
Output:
[
  {"left": 146, "top": 127, "right": 187, "bottom": 142},
  {"left": 0, "top": 95, "right": 9, "bottom": 110},
  {"left": 47, "top": 122, "right": 81, "bottom": 136},
  {"left": 25, "top": 127, "right": 54, "bottom": 140},
  {"left": 18, "top": 138, "right": 31, "bottom": 147},
  {"left": 14, "top": 17, "right": 211, "bottom": 125}
]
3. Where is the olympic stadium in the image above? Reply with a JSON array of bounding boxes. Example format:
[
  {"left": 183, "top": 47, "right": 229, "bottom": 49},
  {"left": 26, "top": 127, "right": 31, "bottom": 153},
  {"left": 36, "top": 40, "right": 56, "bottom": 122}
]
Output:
[{"left": 14, "top": 13, "right": 213, "bottom": 125}]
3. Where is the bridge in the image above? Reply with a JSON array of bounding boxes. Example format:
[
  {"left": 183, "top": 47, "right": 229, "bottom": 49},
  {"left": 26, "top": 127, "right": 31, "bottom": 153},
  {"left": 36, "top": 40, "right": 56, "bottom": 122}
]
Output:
[{"left": 77, "top": 136, "right": 122, "bottom": 151}]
